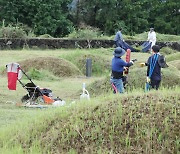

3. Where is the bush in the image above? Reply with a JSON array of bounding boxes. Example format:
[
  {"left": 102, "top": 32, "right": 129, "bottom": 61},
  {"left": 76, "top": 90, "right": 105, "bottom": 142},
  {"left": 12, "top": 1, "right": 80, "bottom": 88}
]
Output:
[
  {"left": 67, "top": 26, "right": 102, "bottom": 39},
  {"left": 0, "top": 25, "right": 27, "bottom": 38}
]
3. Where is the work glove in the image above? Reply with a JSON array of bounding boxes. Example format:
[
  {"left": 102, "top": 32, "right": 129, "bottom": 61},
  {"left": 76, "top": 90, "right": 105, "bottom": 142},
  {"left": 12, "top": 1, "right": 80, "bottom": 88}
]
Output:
[
  {"left": 146, "top": 77, "right": 150, "bottom": 83},
  {"left": 130, "top": 59, "right": 137, "bottom": 64},
  {"left": 140, "top": 62, "right": 146, "bottom": 67},
  {"left": 131, "top": 59, "right": 137, "bottom": 62}
]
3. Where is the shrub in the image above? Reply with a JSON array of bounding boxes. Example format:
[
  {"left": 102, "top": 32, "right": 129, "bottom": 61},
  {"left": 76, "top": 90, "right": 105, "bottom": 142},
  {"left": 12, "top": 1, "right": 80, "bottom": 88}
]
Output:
[
  {"left": 0, "top": 25, "right": 27, "bottom": 38},
  {"left": 67, "top": 26, "right": 102, "bottom": 39}
]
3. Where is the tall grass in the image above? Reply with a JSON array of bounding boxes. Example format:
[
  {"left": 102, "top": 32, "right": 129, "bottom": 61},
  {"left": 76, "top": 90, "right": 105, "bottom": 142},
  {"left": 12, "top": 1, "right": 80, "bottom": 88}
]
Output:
[{"left": 0, "top": 88, "right": 179, "bottom": 153}]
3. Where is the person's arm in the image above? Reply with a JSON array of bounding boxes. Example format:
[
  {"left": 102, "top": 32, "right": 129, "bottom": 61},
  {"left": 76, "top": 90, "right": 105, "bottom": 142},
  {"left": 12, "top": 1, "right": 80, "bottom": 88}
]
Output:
[
  {"left": 147, "top": 32, "right": 150, "bottom": 41},
  {"left": 121, "top": 60, "right": 134, "bottom": 67}
]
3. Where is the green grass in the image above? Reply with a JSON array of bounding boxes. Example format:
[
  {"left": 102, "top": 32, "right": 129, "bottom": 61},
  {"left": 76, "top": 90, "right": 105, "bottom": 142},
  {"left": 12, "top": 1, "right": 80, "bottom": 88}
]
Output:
[
  {"left": 0, "top": 48, "right": 179, "bottom": 153},
  {"left": 66, "top": 28, "right": 180, "bottom": 42},
  {"left": 166, "top": 52, "right": 180, "bottom": 62},
  {"left": 0, "top": 89, "right": 179, "bottom": 153}
]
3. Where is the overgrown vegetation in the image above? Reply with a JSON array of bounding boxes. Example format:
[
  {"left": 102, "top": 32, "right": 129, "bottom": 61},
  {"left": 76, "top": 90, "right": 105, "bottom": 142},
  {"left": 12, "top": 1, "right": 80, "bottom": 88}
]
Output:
[
  {"left": 0, "top": 48, "right": 179, "bottom": 153},
  {"left": 0, "top": 90, "right": 179, "bottom": 153},
  {"left": 0, "top": 24, "right": 27, "bottom": 39},
  {"left": 59, "top": 49, "right": 111, "bottom": 76},
  {"left": 0, "top": 0, "right": 179, "bottom": 37},
  {"left": 19, "top": 57, "right": 82, "bottom": 77}
]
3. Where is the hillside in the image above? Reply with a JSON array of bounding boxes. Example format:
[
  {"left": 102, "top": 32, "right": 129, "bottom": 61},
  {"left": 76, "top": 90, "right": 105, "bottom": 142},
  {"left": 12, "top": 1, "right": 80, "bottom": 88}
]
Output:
[
  {"left": 0, "top": 48, "right": 179, "bottom": 153},
  {"left": 0, "top": 89, "right": 179, "bottom": 153}
]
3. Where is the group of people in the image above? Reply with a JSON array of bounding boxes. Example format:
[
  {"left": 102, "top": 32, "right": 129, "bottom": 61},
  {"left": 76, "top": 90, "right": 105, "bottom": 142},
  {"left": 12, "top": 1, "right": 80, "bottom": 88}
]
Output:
[
  {"left": 114, "top": 27, "right": 157, "bottom": 52},
  {"left": 111, "top": 28, "right": 167, "bottom": 94}
]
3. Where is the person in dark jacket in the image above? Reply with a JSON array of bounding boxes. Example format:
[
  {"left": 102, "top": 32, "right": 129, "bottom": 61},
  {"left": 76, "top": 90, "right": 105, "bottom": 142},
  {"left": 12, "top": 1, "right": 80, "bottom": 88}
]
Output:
[
  {"left": 110, "top": 47, "right": 134, "bottom": 93},
  {"left": 141, "top": 45, "right": 167, "bottom": 90}
]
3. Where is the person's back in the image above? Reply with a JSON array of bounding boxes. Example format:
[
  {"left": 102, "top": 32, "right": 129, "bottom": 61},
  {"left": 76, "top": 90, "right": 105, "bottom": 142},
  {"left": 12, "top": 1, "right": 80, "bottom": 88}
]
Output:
[
  {"left": 147, "top": 54, "right": 161, "bottom": 81},
  {"left": 146, "top": 45, "right": 162, "bottom": 90}
]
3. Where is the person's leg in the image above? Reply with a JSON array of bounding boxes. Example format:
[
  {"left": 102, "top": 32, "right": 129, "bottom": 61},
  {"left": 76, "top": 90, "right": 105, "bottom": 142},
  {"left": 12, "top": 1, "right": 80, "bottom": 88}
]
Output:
[
  {"left": 150, "top": 80, "right": 161, "bottom": 90},
  {"left": 155, "top": 80, "right": 161, "bottom": 90},
  {"left": 114, "top": 79, "right": 124, "bottom": 93}
]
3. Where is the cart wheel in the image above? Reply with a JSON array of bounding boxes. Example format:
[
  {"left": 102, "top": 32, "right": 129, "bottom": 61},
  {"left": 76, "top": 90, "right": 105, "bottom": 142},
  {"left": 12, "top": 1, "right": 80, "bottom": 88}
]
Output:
[
  {"left": 35, "top": 96, "right": 45, "bottom": 105},
  {"left": 21, "top": 94, "right": 30, "bottom": 103},
  {"left": 21, "top": 94, "right": 36, "bottom": 105}
]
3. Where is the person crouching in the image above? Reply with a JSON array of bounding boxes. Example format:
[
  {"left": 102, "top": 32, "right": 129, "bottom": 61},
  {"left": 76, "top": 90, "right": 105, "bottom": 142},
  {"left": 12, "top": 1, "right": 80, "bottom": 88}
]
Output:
[{"left": 110, "top": 47, "right": 134, "bottom": 93}]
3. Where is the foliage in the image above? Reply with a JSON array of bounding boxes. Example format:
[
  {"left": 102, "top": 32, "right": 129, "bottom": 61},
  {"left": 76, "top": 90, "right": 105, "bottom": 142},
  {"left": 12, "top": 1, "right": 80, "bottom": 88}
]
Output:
[
  {"left": 0, "top": 24, "right": 27, "bottom": 38},
  {"left": 0, "top": 0, "right": 73, "bottom": 37},
  {"left": 73, "top": 0, "right": 180, "bottom": 35},
  {"left": 0, "top": 0, "right": 179, "bottom": 37},
  {"left": 67, "top": 26, "right": 103, "bottom": 39}
]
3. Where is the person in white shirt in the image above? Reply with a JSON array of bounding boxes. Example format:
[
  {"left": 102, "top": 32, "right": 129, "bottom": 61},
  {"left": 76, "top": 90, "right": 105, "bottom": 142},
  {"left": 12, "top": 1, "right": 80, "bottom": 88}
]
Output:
[{"left": 147, "top": 28, "right": 156, "bottom": 48}]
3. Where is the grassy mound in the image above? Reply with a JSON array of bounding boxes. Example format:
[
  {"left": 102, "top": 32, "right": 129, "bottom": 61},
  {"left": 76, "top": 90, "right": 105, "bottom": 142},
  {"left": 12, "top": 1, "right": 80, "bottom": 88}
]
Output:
[
  {"left": 0, "top": 90, "right": 179, "bottom": 153},
  {"left": 60, "top": 50, "right": 111, "bottom": 76},
  {"left": 87, "top": 67, "right": 180, "bottom": 96},
  {"left": 19, "top": 57, "right": 82, "bottom": 77},
  {"left": 168, "top": 60, "right": 180, "bottom": 71},
  {"left": 160, "top": 47, "right": 177, "bottom": 55},
  {"left": 166, "top": 52, "right": 180, "bottom": 62}
]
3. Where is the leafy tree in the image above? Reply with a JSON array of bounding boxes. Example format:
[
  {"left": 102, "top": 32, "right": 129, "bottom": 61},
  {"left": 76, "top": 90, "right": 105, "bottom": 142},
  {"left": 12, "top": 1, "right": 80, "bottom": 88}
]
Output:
[
  {"left": 71, "top": 0, "right": 180, "bottom": 35},
  {"left": 0, "top": 0, "right": 73, "bottom": 37}
]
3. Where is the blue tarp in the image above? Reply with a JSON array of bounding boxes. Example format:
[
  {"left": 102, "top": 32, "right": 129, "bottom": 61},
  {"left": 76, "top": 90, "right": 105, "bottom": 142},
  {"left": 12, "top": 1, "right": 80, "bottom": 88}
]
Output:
[{"left": 141, "top": 41, "right": 152, "bottom": 52}]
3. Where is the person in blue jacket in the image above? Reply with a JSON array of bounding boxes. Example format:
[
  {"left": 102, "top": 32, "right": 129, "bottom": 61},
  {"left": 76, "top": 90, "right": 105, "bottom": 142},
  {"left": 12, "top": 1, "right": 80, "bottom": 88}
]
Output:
[
  {"left": 114, "top": 28, "right": 124, "bottom": 47},
  {"left": 110, "top": 47, "right": 134, "bottom": 93}
]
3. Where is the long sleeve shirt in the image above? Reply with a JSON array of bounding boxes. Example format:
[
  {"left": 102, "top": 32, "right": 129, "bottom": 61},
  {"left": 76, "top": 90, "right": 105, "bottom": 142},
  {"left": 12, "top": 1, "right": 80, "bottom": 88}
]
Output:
[
  {"left": 146, "top": 54, "right": 161, "bottom": 81},
  {"left": 111, "top": 57, "right": 133, "bottom": 79},
  {"left": 148, "top": 31, "right": 156, "bottom": 43}
]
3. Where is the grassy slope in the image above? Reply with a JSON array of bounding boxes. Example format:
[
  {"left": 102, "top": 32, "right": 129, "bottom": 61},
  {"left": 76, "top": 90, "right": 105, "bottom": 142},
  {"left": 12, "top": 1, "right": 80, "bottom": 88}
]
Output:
[
  {"left": 0, "top": 89, "right": 179, "bottom": 153},
  {"left": 0, "top": 49, "right": 179, "bottom": 153}
]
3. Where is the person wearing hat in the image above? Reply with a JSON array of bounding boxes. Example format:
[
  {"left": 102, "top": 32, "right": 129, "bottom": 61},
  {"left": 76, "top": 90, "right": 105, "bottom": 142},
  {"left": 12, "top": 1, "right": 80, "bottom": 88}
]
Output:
[
  {"left": 110, "top": 47, "right": 134, "bottom": 93},
  {"left": 147, "top": 28, "right": 156, "bottom": 49},
  {"left": 140, "top": 45, "right": 168, "bottom": 90}
]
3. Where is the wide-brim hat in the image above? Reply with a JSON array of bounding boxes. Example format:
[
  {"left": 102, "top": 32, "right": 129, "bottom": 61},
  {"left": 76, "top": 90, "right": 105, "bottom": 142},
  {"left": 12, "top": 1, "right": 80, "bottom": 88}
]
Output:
[{"left": 113, "top": 47, "right": 126, "bottom": 57}]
